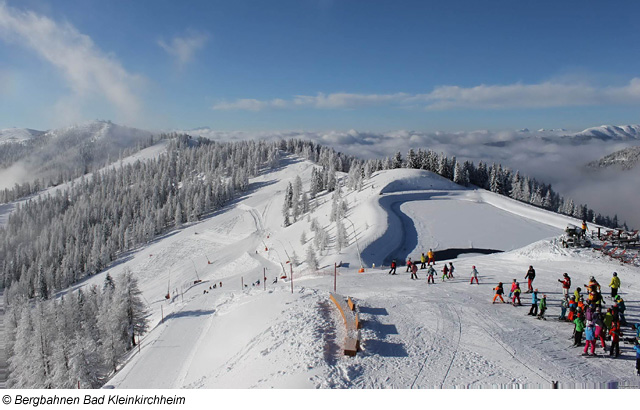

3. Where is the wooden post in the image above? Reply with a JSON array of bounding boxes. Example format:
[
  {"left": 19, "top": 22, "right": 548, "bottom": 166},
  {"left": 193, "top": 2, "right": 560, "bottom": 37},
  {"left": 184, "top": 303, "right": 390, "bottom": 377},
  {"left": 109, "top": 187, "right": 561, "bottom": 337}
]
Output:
[
  {"left": 334, "top": 263, "right": 337, "bottom": 292},
  {"left": 290, "top": 263, "right": 293, "bottom": 278},
  {"left": 78, "top": 380, "right": 80, "bottom": 389},
  {"left": 138, "top": 336, "right": 141, "bottom": 354}
]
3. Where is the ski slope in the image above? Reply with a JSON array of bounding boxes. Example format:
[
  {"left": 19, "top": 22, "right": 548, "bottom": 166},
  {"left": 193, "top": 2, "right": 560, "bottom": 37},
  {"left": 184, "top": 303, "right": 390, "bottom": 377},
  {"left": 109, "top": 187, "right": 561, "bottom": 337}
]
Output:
[{"left": 70, "top": 159, "right": 639, "bottom": 389}]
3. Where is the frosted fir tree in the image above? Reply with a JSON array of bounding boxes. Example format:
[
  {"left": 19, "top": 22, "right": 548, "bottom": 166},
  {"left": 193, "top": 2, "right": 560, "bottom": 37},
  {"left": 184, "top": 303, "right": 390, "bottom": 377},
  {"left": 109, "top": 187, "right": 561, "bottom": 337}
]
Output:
[
  {"left": 305, "top": 245, "right": 318, "bottom": 271},
  {"left": 300, "top": 231, "right": 307, "bottom": 245},
  {"left": 115, "top": 269, "right": 149, "bottom": 348}
]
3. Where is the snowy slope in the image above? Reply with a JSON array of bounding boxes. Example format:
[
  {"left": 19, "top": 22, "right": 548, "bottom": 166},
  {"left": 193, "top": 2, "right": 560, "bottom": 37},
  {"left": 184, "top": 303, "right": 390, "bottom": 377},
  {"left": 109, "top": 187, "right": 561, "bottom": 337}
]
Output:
[
  {"left": 0, "top": 128, "right": 44, "bottom": 144},
  {"left": 61, "top": 158, "right": 639, "bottom": 389}
]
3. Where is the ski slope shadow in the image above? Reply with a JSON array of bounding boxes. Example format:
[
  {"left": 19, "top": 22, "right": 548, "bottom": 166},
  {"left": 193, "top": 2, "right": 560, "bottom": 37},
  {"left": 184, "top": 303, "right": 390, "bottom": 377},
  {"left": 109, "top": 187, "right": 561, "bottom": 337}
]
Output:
[
  {"left": 360, "top": 305, "right": 407, "bottom": 358},
  {"left": 163, "top": 309, "right": 215, "bottom": 322}
]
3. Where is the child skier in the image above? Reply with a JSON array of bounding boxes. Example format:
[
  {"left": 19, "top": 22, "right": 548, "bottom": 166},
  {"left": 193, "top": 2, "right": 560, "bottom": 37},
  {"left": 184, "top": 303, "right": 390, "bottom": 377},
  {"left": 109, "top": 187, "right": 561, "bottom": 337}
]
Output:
[
  {"left": 410, "top": 262, "right": 418, "bottom": 280},
  {"left": 614, "top": 295, "right": 627, "bottom": 325},
  {"left": 609, "top": 320, "right": 621, "bottom": 357},
  {"left": 448, "top": 262, "right": 455, "bottom": 278},
  {"left": 512, "top": 283, "right": 522, "bottom": 306},
  {"left": 559, "top": 296, "right": 568, "bottom": 321},
  {"left": 442, "top": 264, "right": 449, "bottom": 282},
  {"left": 427, "top": 265, "right": 435, "bottom": 284},
  {"left": 492, "top": 282, "right": 505, "bottom": 304},
  {"left": 406, "top": 258, "right": 412, "bottom": 272},
  {"left": 508, "top": 279, "right": 517, "bottom": 299},
  {"left": 573, "top": 313, "right": 585, "bottom": 347},
  {"left": 389, "top": 259, "right": 397, "bottom": 275},
  {"left": 470, "top": 266, "right": 479, "bottom": 284},
  {"left": 420, "top": 252, "right": 426, "bottom": 269},
  {"left": 537, "top": 294, "right": 547, "bottom": 320},
  {"left": 528, "top": 289, "right": 539, "bottom": 316},
  {"left": 594, "top": 308, "right": 607, "bottom": 350},
  {"left": 583, "top": 324, "right": 596, "bottom": 356}
]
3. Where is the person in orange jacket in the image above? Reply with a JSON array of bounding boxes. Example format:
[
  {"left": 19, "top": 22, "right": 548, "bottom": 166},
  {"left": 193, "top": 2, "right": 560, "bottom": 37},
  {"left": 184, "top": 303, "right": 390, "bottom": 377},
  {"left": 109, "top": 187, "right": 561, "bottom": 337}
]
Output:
[{"left": 492, "top": 282, "right": 505, "bottom": 304}]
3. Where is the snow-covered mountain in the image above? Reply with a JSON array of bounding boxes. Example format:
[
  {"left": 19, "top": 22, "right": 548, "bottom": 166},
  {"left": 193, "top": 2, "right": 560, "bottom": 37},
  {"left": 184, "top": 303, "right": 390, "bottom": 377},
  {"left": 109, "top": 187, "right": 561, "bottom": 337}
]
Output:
[
  {"left": 586, "top": 146, "right": 640, "bottom": 170},
  {"left": 572, "top": 124, "right": 640, "bottom": 141},
  {"left": 0, "top": 128, "right": 45, "bottom": 144},
  {"left": 0, "top": 120, "right": 155, "bottom": 189}
]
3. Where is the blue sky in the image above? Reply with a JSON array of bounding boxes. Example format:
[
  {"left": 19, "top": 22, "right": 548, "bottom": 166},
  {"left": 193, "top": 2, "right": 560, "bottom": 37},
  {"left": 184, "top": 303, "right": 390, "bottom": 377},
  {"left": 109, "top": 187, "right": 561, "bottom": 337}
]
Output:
[{"left": 1, "top": 0, "right": 640, "bottom": 132}]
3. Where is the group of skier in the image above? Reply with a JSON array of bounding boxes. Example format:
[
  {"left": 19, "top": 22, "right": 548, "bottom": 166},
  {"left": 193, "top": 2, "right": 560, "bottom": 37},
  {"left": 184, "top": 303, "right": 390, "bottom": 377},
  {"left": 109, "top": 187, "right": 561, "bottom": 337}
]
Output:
[{"left": 390, "top": 249, "right": 456, "bottom": 284}]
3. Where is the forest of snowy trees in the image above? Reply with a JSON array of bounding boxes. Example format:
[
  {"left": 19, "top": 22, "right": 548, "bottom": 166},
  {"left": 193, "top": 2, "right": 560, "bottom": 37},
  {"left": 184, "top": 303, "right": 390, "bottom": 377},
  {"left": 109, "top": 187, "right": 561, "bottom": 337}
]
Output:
[
  {"left": 1, "top": 135, "right": 623, "bottom": 389},
  {"left": 5, "top": 270, "right": 148, "bottom": 388}
]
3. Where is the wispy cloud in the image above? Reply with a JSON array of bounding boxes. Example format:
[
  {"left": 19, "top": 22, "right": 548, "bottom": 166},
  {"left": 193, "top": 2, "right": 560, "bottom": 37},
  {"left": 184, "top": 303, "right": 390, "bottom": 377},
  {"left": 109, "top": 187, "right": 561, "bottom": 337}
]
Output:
[
  {"left": 158, "top": 30, "right": 208, "bottom": 69},
  {"left": 0, "top": 2, "right": 142, "bottom": 123},
  {"left": 212, "top": 79, "right": 640, "bottom": 111}
]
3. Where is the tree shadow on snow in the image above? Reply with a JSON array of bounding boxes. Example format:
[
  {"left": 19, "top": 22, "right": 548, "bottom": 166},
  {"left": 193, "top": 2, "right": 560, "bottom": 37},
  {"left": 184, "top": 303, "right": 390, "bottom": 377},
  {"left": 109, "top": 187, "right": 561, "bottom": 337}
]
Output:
[
  {"left": 363, "top": 340, "right": 408, "bottom": 358},
  {"left": 163, "top": 309, "right": 215, "bottom": 322}
]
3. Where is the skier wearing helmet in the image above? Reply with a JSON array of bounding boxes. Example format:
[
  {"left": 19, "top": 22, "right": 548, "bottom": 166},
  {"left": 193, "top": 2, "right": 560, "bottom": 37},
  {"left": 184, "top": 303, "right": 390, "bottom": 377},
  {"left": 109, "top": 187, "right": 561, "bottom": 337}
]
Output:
[
  {"left": 492, "top": 282, "right": 505, "bottom": 304},
  {"left": 558, "top": 273, "right": 571, "bottom": 298},
  {"left": 608, "top": 272, "right": 620, "bottom": 298},
  {"left": 470, "top": 266, "right": 479, "bottom": 284},
  {"left": 584, "top": 276, "right": 601, "bottom": 292},
  {"left": 508, "top": 279, "right": 517, "bottom": 299}
]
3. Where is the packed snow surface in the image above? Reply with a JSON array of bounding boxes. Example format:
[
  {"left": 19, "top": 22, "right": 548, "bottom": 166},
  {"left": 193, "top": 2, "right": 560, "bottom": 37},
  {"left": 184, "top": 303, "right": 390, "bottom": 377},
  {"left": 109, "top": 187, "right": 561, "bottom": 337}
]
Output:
[{"left": 60, "top": 160, "right": 639, "bottom": 389}]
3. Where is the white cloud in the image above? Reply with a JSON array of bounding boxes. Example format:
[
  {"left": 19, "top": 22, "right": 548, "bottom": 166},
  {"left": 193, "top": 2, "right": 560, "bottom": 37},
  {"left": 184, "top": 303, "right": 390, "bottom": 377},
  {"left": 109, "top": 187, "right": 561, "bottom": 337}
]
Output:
[
  {"left": 212, "top": 79, "right": 640, "bottom": 112},
  {"left": 158, "top": 31, "right": 208, "bottom": 68},
  {"left": 0, "top": 2, "right": 142, "bottom": 123}
]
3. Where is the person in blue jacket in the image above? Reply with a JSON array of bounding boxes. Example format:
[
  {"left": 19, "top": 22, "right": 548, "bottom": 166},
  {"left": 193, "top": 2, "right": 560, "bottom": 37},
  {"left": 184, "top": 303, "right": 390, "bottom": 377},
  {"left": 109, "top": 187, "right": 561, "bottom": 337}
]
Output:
[{"left": 528, "top": 289, "right": 539, "bottom": 316}]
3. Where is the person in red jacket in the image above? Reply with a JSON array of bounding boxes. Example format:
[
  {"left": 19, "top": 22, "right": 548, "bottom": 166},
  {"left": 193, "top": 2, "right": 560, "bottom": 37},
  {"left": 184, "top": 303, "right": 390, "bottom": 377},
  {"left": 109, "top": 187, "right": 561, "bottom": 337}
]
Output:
[
  {"left": 410, "top": 262, "right": 418, "bottom": 280},
  {"left": 389, "top": 259, "right": 397, "bottom": 275},
  {"left": 609, "top": 320, "right": 622, "bottom": 357},
  {"left": 406, "top": 257, "right": 412, "bottom": 272},
  {"left": 558, "top": 273, "right": 571, "bottom": 298}
]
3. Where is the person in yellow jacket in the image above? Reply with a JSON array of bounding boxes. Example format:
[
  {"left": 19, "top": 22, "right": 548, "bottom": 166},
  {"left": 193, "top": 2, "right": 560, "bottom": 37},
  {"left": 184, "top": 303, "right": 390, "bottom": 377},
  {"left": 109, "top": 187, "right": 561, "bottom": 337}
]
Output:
[
  {"left": 427, "top": 249, "right": 435, "bottom": 266},
  {"left": 420, "top": 252, "right": 426, "bottom": 269},
  {"left": 609, "top": 272, "right": 621, "bottom": 298}
]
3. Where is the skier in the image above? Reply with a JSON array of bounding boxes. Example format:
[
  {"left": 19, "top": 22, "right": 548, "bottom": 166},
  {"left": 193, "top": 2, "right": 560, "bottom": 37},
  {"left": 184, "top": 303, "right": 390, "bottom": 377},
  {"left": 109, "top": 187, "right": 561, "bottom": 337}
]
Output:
[
  {"left": 559, "top": 296, "right": 568, "bottom": 321},
  {"left": 448, "top": 262, "right": 455, "bottom": 278},
  {"left": 427, "top": 248, "right": 435, "bottom": 266},
  {"left": 508, "top": 279, "right": 517, "bottom": 299},
  {"left": 609, "top": 320, "right": 621, "bottom": 357},
  {"left": 584, "top": 276, "right": 601, "bottom": 292},
  {"left": 492, "top": 282, "right": 505, "bottom": 304},
  {"left": 567, "top": 296, "right": 577, "bottom": 321},
  {"left": 594, "top": 308, "right": 607, "bottom": 350},
  {"left": 528, "top": 289, "right": 539, "bottom": 316},
  {"left": 573, "top": 312, "right": 585, "bottom": 347},
  {"left": 581, "top": 220, "right": 588, "bottom": 238},
  {"left": 420, "top": 252, "right": 426, "bottom": 269},
  {"left": 512, "top": 283, "right": 522, "bottom": 306},
  {"left": 573, "top": 287, "right": 582, "bottom": 303},
  {"left": 558, "top": 273, "right": 571, "bottom": 298},
  {"left": 410, "top": 262, "right": 418, "bottom": 280},
  {"left": 608, "top": 272, "right": 620, "bottom": 299},
  {"left": 470, "top": 266, "right": 479, "bottom": 284},
  {"left": 537, "top": 295, "right": 547, "bottom": 320},
  {"left": 614, "top": 295, "right": 627, "bottom": 325},
  {"left": 426, "top": 265, "right": 435, "bottom": 284},
  {"left": 583, "top": 323, "right": 596, "bottom": 356},
  {"left": 389, "top": 259, "right": 397, "bottom": 275},
  {"left": 442, "top": 264, "right": 449, "bottom": 282},
  {"left": 524, "top": 266, "right": 536, "bottom": 293},
  {"left": 406, "top": 257, "right": 412, "bottom": 272}
]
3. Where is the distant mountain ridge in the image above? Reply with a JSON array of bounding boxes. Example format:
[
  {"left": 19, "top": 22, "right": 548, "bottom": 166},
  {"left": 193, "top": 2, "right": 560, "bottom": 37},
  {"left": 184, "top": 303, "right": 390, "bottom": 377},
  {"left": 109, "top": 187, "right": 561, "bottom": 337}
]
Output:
[
  {"left": 571, "top": 124, "right": 640, "bottom": 141},
  {"left": 587, "top": 146, "right": 640, "bottom": 170}
]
